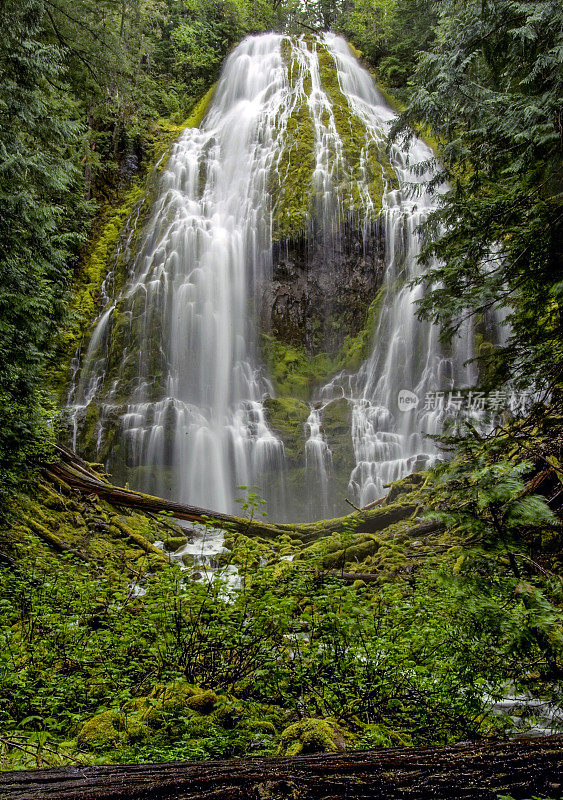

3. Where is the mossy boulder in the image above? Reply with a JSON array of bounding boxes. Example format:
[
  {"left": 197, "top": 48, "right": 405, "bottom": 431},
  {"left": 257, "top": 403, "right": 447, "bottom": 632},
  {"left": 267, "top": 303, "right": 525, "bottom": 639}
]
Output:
[
  {"left": 185, "top": 689, "right": 218, "bottom": 714},
  {"left": 240, "top": 719, "right": 277, "bottom": 735},
  {"left": 162, "top": 535, "right": 189, "bottom": 552},
  {"left": 77, "top": 710, "right": 127, "bottom": 751},
  {"left": 223, "top": 531, "right": 274, "bottom": 570},
  {"left": 278, "top": 718, "right": 347, "bottom": 756}
]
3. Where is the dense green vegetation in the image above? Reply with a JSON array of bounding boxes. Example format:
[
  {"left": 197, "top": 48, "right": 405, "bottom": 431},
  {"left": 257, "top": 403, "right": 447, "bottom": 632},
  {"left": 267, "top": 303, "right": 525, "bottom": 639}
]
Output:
[
  {"left": 0, "top": 467, "right": 559, "bottom": 769},
  {"left": 0, "top": 0, "right": 561, "bottom": 781},
  {"left": 0, "top": 553, "right": 537, "bottom": 764},
  {"left": 393, "top": 0, "right": 563, "bottom": 394},
  {"left": 0, "top": 1, "right": 87, "bottom": 506}
]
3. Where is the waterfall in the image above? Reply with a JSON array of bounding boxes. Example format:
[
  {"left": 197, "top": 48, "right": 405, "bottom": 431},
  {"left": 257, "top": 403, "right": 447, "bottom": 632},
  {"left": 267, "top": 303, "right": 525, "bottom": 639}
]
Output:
[
  {"left": 67, "top": 32, "right": 491, "bottom": 521},
  {"left": 304, "top": 406, "right": 332, "bottom": 519},
  {"left": 69, "top": 34, "right": 294, "bottom": 515},
  {"left": 317, "top": 34, "right": 481, "bottom": 508}
]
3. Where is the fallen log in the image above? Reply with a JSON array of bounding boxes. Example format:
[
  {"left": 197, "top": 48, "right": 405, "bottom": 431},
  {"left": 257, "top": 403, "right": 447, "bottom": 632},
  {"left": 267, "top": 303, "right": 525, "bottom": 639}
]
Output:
[
  {"left": 0, "top": 737, "right": 561, "bottom": 799},
  {"left": 44, "top": 445, "right": 418, "bottom": 542}
]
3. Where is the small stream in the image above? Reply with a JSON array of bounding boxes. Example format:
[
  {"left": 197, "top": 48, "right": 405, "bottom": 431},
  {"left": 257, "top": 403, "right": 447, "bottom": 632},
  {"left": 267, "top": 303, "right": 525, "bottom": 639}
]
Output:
[
  {"left": 488, "top": 693, "right": 562, "bottom": 737},
  {"left": 155, "top": 523, "right": 241, "bottom": 591}
]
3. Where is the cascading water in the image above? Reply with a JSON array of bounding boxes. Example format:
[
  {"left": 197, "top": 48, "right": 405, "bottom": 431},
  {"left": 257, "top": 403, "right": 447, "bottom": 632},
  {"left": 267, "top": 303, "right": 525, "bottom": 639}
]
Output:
[
  {"left": 304, "top": 406, "right": 332, "bottom": 520},
  {"left": 316, "top": 35, "right": 480, "bottom": 508},
  {"left": 69, "top": 35, "right": 295, "bottom": 515},
  {"left": 67, "top": 32, "right": 489, "bottom": 522}
]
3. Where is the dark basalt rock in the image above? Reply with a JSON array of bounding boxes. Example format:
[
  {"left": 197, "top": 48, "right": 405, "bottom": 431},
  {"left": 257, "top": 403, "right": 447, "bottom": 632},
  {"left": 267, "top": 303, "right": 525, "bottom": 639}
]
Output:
[{"left": 263, "top": 222, "right": 385, "bottom": 356}]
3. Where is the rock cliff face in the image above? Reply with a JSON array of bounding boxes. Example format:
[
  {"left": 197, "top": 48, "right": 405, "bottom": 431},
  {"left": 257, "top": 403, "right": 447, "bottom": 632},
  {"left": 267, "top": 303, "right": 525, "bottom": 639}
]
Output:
[
  {"left": 258, "top": 223, "right": 385, "bottom": 519},
  {"left": 264, "top": 223, "right": 385, "bottom": 357}
]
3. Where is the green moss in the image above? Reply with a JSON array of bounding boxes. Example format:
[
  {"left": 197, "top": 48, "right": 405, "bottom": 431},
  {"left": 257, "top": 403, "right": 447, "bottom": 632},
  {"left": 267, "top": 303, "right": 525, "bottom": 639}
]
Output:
[
  {"left": 278, "top": 718, "right": 346, "bottom": 756},
  {"left": 347, "top": 42, "right": 363, "bottom": 60},
  {"left": 77, "top": 708, "right": 152, "bottom": 750},
  {"left": 299, "top": 529, "right": 383, "bottom": 569},
  {"left": 52, "top": 182, "right": 147, "bottom": 400},
  {"left": 186, "top": 84, "right": 217, "bottom": 126},
  {"left": 263, "top": 396, "right": 310, "bottom": 462},
  {"left": 183, "top": 715, "right": 214, "bottom": 738},
  {"left": 109, "top": 516, "right": 169, "bottom": 561},
  {"left": 271, "top": 39, "right": 398, "bottom": 241},
  {"left": 1, "top": 471, "right": 185, "bottom": 578},
  {"left": 383, "top": 472, "right": 426, "bottom": 505},
  {"left": 336, "top": 287, "right": 385, "bottom": 371},
  {"left": 320, "top": 398, "right": 353, "bottom": 467},
  {"left": 376, "top": 80, "right": 406, "bottom": 115},
  {"left": 77, "top": 710, "right": 126, "bottom": 751},
  {"left": 240, "top": 719, "right": 277, "bottom": 735},
  {"left": 127, "top": 684, "right": 217, "bottom": 727},
  {"left": 145, "top": 682, "right": 200, "bottom": 718},
  {"left": 123, "top": 711, "right": 151, "bottom": 743},
  {"left": 162, "top": 535, "right": 189, "bottom": 552},
  {"left": 262, "top": 335, "right": 338, "bottom": 399},
  {"left": 223, "top": 531, "right": 275, "bottom": 571},
  {"left": 185, "top": 689, "right": 218, "bottom": 714},
  {"left": 272, "top": 96, "right": 316, "bottom": 240},
  {"left": 316, "top": 44, "right": 398, "bottom": 215}
]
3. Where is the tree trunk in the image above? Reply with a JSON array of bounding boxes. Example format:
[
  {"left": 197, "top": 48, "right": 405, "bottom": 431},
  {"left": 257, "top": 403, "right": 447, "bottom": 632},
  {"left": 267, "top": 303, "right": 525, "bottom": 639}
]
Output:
[{"left": 0, "top": 737, "right": 560, "bottom": 799}]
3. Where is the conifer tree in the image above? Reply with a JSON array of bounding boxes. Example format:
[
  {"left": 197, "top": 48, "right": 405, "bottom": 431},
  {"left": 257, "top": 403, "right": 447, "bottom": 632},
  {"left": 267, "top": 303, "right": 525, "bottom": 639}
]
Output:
[
  {"left": 394, "top": 0, "right": 563, "bottom": 393},
  {"left": 0, "top": 0, "right": 85, "bottom": 506}
]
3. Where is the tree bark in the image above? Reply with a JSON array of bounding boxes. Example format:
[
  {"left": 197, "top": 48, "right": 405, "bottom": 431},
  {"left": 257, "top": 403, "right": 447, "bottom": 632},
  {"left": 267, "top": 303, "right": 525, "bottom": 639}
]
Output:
[{"left": 0, "top": 737, "right": 561, "bottom": 799}]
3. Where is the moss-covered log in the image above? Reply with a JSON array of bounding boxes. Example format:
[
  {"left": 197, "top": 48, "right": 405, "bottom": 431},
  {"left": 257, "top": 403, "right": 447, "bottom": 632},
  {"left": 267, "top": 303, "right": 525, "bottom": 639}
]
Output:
[
  {"left": 46, "top": 445, "right": 418, "bottom": 543},
  {"left": 0, "top": 736, "right": 561, "bottom": 799},
  {"left": 19, "top": 516, "right": 94, "bottom": 565}
]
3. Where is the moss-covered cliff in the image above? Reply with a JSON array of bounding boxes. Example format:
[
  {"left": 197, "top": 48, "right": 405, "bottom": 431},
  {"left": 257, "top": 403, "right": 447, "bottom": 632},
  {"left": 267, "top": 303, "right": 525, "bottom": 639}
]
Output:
[{"left": 271, "top": 36, "right": 398, "bottom": 241}]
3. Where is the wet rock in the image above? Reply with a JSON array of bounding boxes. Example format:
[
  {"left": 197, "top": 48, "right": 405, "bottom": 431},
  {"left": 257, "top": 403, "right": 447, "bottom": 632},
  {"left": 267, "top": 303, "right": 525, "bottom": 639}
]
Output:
[
  {"left": 262, "top": 223, "right": 385, "bottom": 357},
  {"left": 162, "top": 535, "right": 189, "bottom": 552}
]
